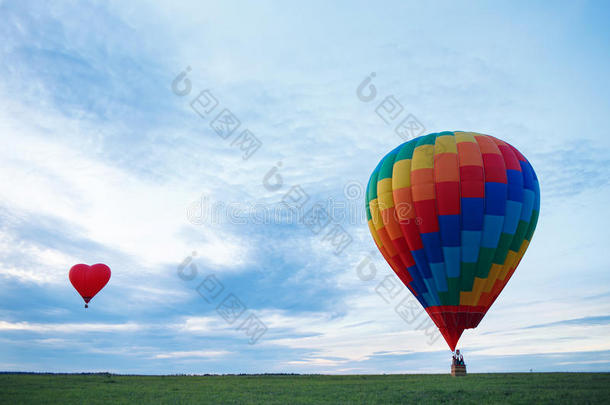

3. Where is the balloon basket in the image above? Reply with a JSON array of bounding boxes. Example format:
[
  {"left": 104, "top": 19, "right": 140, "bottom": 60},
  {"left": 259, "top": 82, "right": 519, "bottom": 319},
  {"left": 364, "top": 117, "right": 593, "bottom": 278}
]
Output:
[{"left": 451, "top": 363, "right": 467, "bottom": 377}]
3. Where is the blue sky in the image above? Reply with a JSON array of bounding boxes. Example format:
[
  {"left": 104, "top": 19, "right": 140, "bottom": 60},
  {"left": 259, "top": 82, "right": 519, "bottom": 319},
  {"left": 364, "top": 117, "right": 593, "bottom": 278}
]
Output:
[{"left": 1, "top": 0, "right": 609, "bottom": 374}]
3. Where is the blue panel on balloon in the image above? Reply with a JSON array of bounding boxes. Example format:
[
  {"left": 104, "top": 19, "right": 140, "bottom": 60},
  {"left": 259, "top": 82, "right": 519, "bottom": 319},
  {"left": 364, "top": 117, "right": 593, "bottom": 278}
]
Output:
[
  {"left": 442, "top": 246, "right": 461, "bottom": 278},
  {"left": 420, "top": 232, "right": 444, "bottom": 263},
  {"left": 520, "top": 160, "right": 535, "bottom": 190},
  {"left": 461, "top": 230, "right": 481, "bottom": 262},
  {"left": 481, "top": 214, "right": 504, "bottom": 248},
  {"left": 422, "top": 278, "right": 440, "bottom": 306},
  {"left": 422, "top": 291, "right": 437, "bottom": 308},
  {"left": 411, "top": 248, "right": 432, "bottom": 279},
  {"left": 438, "top": 215, "right": 460, "bottom": 246},
  {"left": 461, "top": 197, "right": 484, "bottom": 230},
  {"left": 520, "top": 189, "right": 535, "bottom": 221},
  {"left": 429, "top": 262, "right": 448, "bottom": 291},
  {"left": 503, "top": 200, "right": 522, "bottom": 234},
  {"left": 506, "top": 169, "right": 524, "bottom": 202},
  {"left": 484, "top": 182, "right": 508, "bottom": 215},
  {"left": 407, "top": 264, "right": 428, "bottom": 294}
]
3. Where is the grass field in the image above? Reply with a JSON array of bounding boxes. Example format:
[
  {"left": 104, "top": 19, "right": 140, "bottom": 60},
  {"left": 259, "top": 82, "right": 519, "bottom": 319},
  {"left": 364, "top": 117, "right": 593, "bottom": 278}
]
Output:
[{"left": 1, "top": 372, "right": 608, "bottom": 404}]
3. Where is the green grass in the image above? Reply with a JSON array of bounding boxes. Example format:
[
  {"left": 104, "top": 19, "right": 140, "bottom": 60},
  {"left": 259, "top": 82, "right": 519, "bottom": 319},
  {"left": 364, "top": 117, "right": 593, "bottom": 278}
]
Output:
[{"left": 1, "top": 372, "right": 608, "bottom": 404}]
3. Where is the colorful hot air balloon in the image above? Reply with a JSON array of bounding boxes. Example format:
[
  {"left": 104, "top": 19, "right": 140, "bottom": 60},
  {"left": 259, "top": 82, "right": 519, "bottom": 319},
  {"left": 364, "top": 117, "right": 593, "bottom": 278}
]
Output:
[
  {"left": 69, "top": 263, "right": 111, "bottom": 308},
  {"left": 365, "top": 131, "right": 540, "bottom": 350}
]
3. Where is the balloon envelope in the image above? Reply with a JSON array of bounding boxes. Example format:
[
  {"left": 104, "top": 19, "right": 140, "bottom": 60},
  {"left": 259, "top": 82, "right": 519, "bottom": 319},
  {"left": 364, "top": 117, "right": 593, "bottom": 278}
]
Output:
[
  {"left": 365, "top": 131, "right": 540, "bottom": 350},
  {"left": 69, "top": 263, "right": 111, "bottom": 307}
]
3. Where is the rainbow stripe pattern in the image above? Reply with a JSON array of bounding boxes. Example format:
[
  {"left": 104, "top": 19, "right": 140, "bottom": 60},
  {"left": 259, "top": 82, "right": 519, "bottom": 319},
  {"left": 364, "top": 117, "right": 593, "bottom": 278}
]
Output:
[{"left": 365, "top": 131, "right": 540, "bottom": 350}]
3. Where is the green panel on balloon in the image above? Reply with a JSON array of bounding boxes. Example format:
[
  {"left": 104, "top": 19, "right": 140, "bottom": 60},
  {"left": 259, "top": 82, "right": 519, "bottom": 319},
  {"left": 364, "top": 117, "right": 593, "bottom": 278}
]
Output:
[
  {"left": 493, "top": 233, "right": 513, "bottom": 265},
  {"left": 437, "top": 278, "right": 461, "bottom": 306},
  {"left": 475, "top": 248, "right": 495, "bottom": 278},
  {"left": 459, "top": 262, "right": 477, "bottom": 292},
  {"left": 510, "top": 220, "right": 530, "bottom": 252},
  {"left": 524, "top": 210, "right": 539, "bottom": 241}
]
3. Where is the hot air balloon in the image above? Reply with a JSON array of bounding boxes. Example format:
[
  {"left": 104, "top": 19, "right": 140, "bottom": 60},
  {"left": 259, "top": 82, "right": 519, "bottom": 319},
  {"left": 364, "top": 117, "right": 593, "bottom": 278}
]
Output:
[
  {"left": 365, "top": 131, "right": 540, "bottom": 351},
  {"left": 69, "top": 263, "right": 111, "bottom": 308}
]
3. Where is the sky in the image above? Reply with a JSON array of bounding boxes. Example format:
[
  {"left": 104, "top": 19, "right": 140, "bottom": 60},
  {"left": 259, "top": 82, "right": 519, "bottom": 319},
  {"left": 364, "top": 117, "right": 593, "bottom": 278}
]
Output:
[{"left": 1, "top": 0, "right": 609, "bottom": 374}]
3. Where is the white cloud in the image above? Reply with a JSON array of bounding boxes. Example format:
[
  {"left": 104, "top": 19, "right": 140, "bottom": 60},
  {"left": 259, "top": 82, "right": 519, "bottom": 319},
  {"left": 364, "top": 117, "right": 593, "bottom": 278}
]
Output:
[
  {"left": 0, "top": 320, "right": 142, "bottom": 333},
  {"left": 285, "top": 357, "right": 348, "bottom": 367},
  {"left": 0, "top": 100, "right": 250, "bottom": 279},
  {"left": 557, "top": 360, "right": 610, "bottom": 366},
  {"left": 178, "top": 316, "right": 220, "bottom": 333},
  {"left": 153, "top": 350, "right": 231, "bottom": 359}
]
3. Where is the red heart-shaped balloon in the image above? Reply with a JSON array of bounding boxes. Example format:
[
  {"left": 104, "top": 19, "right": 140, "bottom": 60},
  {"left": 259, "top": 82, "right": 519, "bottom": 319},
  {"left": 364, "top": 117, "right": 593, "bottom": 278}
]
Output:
[{"left": 69, "top": 263, "right": 111, "bottom": 308}]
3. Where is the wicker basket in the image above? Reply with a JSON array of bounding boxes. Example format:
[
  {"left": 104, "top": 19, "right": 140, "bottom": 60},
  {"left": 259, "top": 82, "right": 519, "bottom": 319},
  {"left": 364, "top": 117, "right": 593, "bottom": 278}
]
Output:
[{"left": 451, "top": 363, "right": 467, "bottom": 376}]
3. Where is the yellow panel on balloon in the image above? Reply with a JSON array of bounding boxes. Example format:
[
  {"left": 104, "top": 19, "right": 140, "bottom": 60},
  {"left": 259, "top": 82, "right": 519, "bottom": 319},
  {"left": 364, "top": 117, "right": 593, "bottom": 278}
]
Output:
[
  {"left": 454, "top": 131, "right": 477, "bottom": 143},
  {"left": 378, "top": 177, "right": 393, "bottom": 194},
  {"left": 412, "top": 145, "right": 435, "bottom": 170},
  {"left": 392, "top": 159, "right": 412, "bottom": 188},
  {"left": 460, "top": 290, "right": 477, "bottom": 306},
  {"left": 368, "top": 221, "right": 383, "bottom": 248},
  {"left": 377, "top": 178, "right": 395, "bottom": 210},
  {"left": 369, "top": 199, "right": 384, "bottom": 230},
  {"left": 435, "top": 135, "right": 458, "bottom": 154}
]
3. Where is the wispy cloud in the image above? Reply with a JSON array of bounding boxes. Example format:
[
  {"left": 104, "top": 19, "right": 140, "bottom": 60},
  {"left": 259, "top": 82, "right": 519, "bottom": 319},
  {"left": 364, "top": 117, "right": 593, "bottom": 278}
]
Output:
[
  {"left": 0, "top": 321, "right": 141, "bottom": 333},
  {"left": 153, "top": 350, "right": 231, "bottom": 360},
  {"left": 522, "top": 316, "right": 610, "bottom": 330}
]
